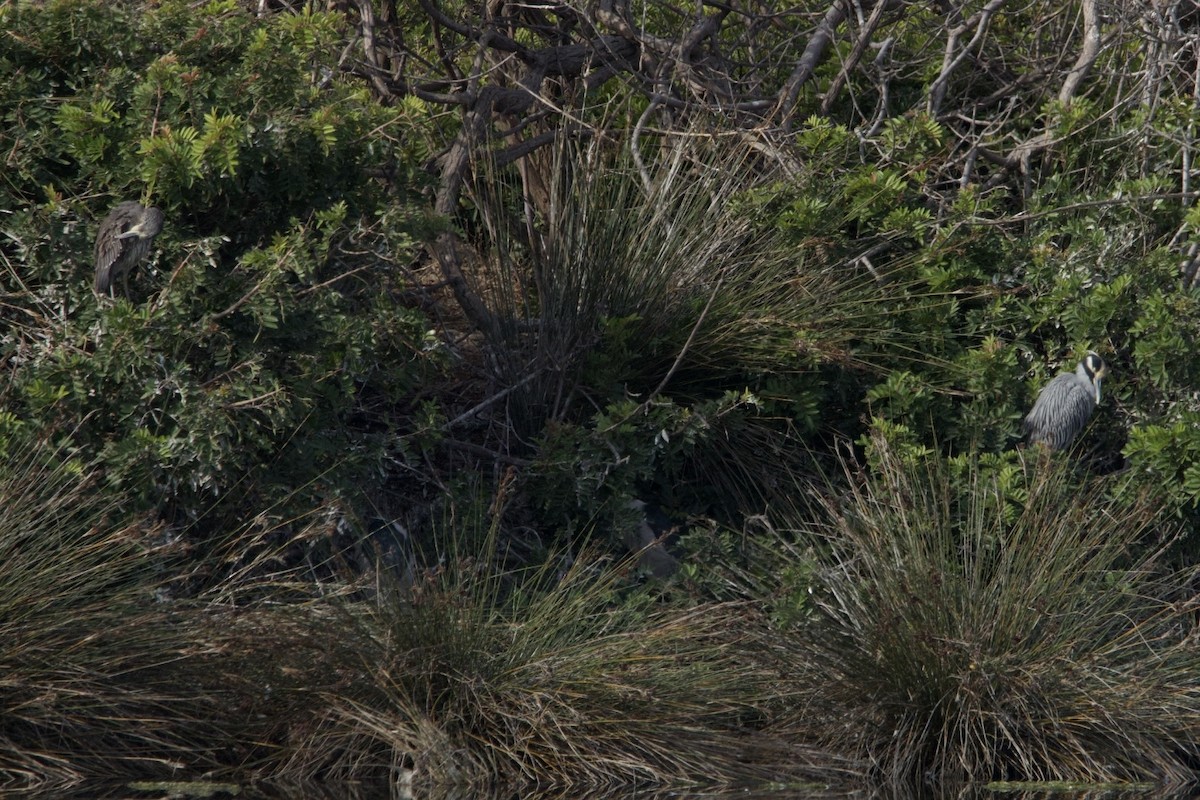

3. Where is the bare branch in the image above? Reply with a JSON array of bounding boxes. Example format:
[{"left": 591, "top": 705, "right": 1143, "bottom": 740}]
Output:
[
  {"left": 427, "top": 39, "right": 503, "bottom": 339},
  {"left": 927, "top": 0, "right": 1008, "bottom": 116},
  {"left": 1057, "top": 0, "right": 1102, "bottom": 104},
  {"left": 820, "top": 0, "right": 896, "bottom": 116},
  {"left": 980, "top": 0, "right": 1105, "bottom": 189},
  {"left": 775, "top": 0, "right": 848, "bottom": 127}
]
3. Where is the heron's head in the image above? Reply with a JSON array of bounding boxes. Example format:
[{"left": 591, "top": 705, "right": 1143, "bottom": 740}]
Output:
[
  {"left": 1082, "top": 351, "right": 1106, "bottom": 403},
  {"left": 116, "top": 206, "right": 165, "bottom": 241}
]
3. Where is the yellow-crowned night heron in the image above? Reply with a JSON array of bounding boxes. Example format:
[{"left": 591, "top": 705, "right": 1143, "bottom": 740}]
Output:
[
  {"left": 1022, "top": 351, "right": 1107, "bottom": 450},
  {"left": 93, "top": 201, "right": 164, "bottom": 297}
]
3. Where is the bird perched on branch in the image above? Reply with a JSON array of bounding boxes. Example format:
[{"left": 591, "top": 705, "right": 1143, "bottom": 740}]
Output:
[
  {"left": 1022, "top": 351, "right": 1107, "bottom": 451},
  {"left": 93, "top": 200, "right": 165, "bottom": 298}
]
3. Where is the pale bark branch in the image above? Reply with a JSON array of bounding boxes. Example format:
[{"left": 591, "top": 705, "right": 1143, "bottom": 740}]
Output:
[
  {"left": 927, "top": 0, "right": 1008, "bottom": 116},
  {"left": 820, "top": 0, "right": 895, "bottom": 116},
  {"left": 775, "top": 0, "right": 848, "bottom": 127}
]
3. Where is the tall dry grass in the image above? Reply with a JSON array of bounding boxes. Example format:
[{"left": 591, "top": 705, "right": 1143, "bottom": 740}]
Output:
[
  {"left": 268, "top": 529, "right": 850, "bottom": 791},
  {"left": 0, "top": 445, "right": 231, "bottom": 787},
  {"left": 0, "top": 440, "right": 850, "bottom": 790},
  {"left": 465, "top": 124, "right": 924, "bottom": 423},
  {"left": 771, "top": 440, "right": 1200, "bottom": 785},
  {"left": 0, "top": 442, "right": 373, "bottom": 788}
]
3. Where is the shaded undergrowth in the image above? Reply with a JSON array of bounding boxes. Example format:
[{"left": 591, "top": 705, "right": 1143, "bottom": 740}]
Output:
[
  {"left": 266, "top": 522, "right": 847, "bottom": 790},
  {"left": 5, "top": 439, "right": 1200, "bottom": 790},
  {"left": 0, "top": 444, "right": 848, "bottom": 791},
  {"left": 7, "top": 430, "right": 1200, "bottom": 794}
]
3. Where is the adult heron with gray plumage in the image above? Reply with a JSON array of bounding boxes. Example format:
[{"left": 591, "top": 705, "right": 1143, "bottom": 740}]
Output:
[
  {"left": 93, "top": 200, "right": 164, "bottom": 298},
  {"left": 1022, "top": 351, "right": 1107, "bottom": 451}
]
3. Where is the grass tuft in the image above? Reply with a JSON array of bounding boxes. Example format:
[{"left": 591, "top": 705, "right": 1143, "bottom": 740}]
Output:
[
  {"left": 773, "top": 439, "right": 1200, "bottom": 785},
  {"left": 272, "top": 528, "right": 845, "bottom": 791},
  {"left": 0, "top": 444, "right": 230, "bottom": 787},
  {"left": 466, "top": 124, "right": 920, "bottom": 422}
]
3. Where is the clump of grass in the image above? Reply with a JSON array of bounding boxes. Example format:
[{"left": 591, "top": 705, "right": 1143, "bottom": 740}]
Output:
[
  {"left": 0, "top": 442, "right": 355, "bottom": 788},
  {"left": 0, "top": 443, "right": 235, "bottom": 787},
  {"left": 774, "top": 441, "right": 1200, "bottom": 785},
  {"left": 271, "top": 526, "right": 846, "bottom": 791},
  {"left": 467, "top": 123, "right": 922, "bottom": 419},
  {"left": 462, "top": 126, "right": 929, "bottom": 523},
  {"left": 0, "top": 439, "right": 853, "bottom": 790}
]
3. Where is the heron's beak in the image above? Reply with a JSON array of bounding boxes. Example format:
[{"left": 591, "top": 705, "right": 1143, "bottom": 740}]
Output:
[{"left": 1094, "top": 375, "right": 1103, "bottom": 404}]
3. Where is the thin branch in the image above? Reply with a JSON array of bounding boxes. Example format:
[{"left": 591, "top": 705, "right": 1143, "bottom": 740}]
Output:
[
  {"left": 927, "top": 0, "right": 1008, "bottom": 116},
  {"left": 646, "top": 273, "right": 724, "bottom": 403},
  {"left": 775, "top": 0, "right": 848, "bottom": 127},
  {"left": 209, "top": 277, "right": 270, "bottom": 322},
  {"left": 820, "top": 0, "right": 895, "bottom": 116},
  {"left": 437, "top": 437, "right": 532, "bottom": 466},
  {"left": 1185, "top": 16, "right": 1200, "bottom": 205},
  {"left": 441, "top": 371, "right": 542, "bottom": 431},
  {"left": 966, "top": 191, "right": 1200, "bottom": 226},
  {"left": 631, "top": 93, "right": 666, "bottom": 194},
  {"left": 862, "top": 35, "right": 895, "bottom": 138}
]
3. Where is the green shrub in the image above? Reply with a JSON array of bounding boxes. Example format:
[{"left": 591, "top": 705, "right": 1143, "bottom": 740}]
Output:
[{"left": 0, "top": 0, "right": 443, "bottom": 549}]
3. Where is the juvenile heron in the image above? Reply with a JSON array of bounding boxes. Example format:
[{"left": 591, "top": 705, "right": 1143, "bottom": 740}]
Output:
[
  {"left": 1022, "top": 351, "right": 1107, "bottom": 450},
  {"left": 93, "top": 201, "right": 164, "bottom": 297}
]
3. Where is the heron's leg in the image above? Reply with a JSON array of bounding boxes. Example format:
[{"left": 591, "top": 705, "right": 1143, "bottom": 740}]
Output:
[{"left": 121, "top": 270, "right": 131, "bottom": 299}]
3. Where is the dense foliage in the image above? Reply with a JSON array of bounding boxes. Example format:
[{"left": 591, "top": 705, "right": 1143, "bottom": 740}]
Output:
[{"left": 1, "top": 0, "right": 442, "bottom": 558}]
